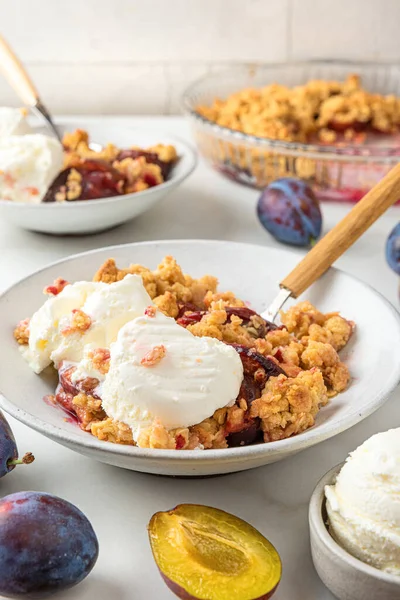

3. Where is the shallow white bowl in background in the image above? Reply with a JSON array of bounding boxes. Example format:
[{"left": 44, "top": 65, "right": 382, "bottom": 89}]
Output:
[
  {"left": 309, "top": 464, "right": 400, "bottom": 600},
  {"left": 0, "top": 120, "right": 197, "bottom": 235},
  {"left": 1, "top": 240, "right": 400, "bottom": 476}
]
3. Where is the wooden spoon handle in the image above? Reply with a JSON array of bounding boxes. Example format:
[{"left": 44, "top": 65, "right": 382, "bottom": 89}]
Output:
[
  {"left": 0, "top": 35, "right": 38, "bottom": 105},
  {"left": 280, "top": 161, "right": 400, "bottom": 298}
]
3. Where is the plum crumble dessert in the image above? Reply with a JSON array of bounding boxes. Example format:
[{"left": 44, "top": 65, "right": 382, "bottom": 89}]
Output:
[
  {"left": 14, "top": 256, "right": 354, "bottom": 450},
  {"left": 194, "top": 74, "right": 400, "bottom": 196},
  {"left": 0, "top": 107, "right": 178, "bottom": 204},
  {"left": 197, "top": 74, "right": 400, "bottom": 145},
  {"left": 41, "top": 129, "right": 178, "bottom": 202}
]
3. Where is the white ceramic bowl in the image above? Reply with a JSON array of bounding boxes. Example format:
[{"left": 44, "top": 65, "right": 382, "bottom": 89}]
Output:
[
  {"left": 309, "top": 464, "right": 400, "bottom": 600},
  {"left": 1, "top": 240, "right": 400, "bottom": 476},
  {"left": 0, "top": 121, "right": 197, "bottom": 235}
]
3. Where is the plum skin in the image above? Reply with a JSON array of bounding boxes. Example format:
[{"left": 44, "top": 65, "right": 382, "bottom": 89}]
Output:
[
  {"left": 257, "top": 177, "right": 322, "bottom": 246},
  {"left": 0, "top": 410, "right": 18, "bottom": 478},
  {"left": 386, "top": 222, "right": 400, "bottom": 275},
  {"left": 0, "top": 491, "right": 99, "bottom": 598}
]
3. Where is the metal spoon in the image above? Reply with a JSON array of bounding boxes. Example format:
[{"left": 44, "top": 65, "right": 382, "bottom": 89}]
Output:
[
  {"left": 263, "top": 161, "right": 400, "bottom": 321},
  {"left": 0, "top": 34, "right": 61, "bottom": 141}
]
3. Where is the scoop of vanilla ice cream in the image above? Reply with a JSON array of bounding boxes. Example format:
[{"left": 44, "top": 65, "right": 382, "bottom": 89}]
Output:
[
  {"left": 325, "top": 428, "right": 400, "bottom": 575},
  {"left": 0, "top": 134, "right": 63, "bottom": 203},
  {"left": 51, "top": 275, "right": 153, "bottom": 366},
  {"left": 23, "top": 281, "right": 104, "bottom": 373},
  {"left": 0, "top": 107, "right": 32, "bottom": 137},
  {"left": 101, "top": 310, "right": 244, "bottom": 442}
]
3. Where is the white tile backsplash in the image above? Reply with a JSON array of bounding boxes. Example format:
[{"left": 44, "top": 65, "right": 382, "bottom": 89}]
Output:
[
  {"left": 0, "top": 0, "right": 398, "bottom": 114},
  {"left": 0, "top": 64, "right": 169, "bottom": 114},
  {"left": 1, "top": 0, "right": 288, "bottom": 63}
]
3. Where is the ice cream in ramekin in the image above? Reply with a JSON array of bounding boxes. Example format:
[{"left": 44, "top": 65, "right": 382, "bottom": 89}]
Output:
[{"left": 325, "top": 428, "right": 400, "bottom": 576}]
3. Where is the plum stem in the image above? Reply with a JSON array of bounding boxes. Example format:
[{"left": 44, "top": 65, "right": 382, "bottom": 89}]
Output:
[{"left": 7, "top": 452, "right": 35, "bottom": 467}]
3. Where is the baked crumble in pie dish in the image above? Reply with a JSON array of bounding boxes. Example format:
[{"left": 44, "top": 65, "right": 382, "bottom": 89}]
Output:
[
  {"left": 14, "top": 256, "right": 354, "bottom": 451},
  {"left": 43, "top": 129, "right": 178, "bottom": 203},
  {"left": 183, "top": 63, "right": 400, "bottom": 201}
]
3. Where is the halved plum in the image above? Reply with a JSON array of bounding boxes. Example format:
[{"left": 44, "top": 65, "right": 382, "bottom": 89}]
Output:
[{"left": 148, "top": 504, "right": 281, "bottom": 600}]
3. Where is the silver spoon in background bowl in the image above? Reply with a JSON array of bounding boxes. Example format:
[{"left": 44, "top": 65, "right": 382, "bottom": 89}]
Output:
[
  {"left": 0, "top": 34, "right": 61, "bottom": 141},
  {"left": 0, "top": 34, "right": 101, "bottom": 150}
]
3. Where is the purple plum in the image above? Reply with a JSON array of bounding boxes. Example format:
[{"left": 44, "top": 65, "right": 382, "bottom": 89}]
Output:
[
  {"left": 257, "top": 177, "right": 322, "bottom": 246},
  {"left": 0, "top": 491, "right": 99, "bottom": 598},
  {"left": 0, "top": 411, "right": 34, "bottom": 479},
  {"left": 386, "top": 222, "right": 400, "bottom": 275}
]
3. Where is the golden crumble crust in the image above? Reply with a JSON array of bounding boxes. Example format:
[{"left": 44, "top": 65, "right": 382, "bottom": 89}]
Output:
[
  {"left": 147, "top": 144, "right": 178, "bottom": 163},
  {"left": 280, "top": 301, "right": 326, "bottom": 337},
  {"left": 187, "top": 309, "right": 257, "bottom": 347},
  {"left": 112, "top": 157, "right": 163, "bottom": 193},
  {"left": 72, "top": 392, "right": 106, "bottom": 430},
  {"left": 204, "top": 291, "right": 245, "bottom": 309},
  {"left": 154, "top": 255, "right": 186, "bottom": 286},
  {"left": 93, "top": 256, "right": 219, "bottom": 311},
  {"left": 153, "top": 291, "right": 179, "bottom": 318},
  {"left": 197, "top": 74, "right": 400, "bottom": 144},
  {"left": 14, "top": 318, "right": 30, "bottom": 345},
  {"left": 301, "top": 340, "right": 350, "bottom": 393},
  {"left": 250, "top": 369, "right": 328, "bottom": 442},
  {"left": 62, "top": 129, "right": 89, "bottom": 151},
  {"left": 61, "top": 309, "right": 92, "bottom": 336},
  {"left": 88, "top": 348, "right": 110, "bottom": 375},
  {"left": 91, "top": 418, "right": 134, "bottom": 445},
  {"left": 280, "top": 302, "right": 353, "bottom": 351}
]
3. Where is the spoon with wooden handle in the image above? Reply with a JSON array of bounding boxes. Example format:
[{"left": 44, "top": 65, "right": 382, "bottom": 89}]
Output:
[
  {"left": 263, "top": 161, "right": 400, "bottom": 321},
  {"left": 0, "top": 34, "right": 61, "bottom": 141}
]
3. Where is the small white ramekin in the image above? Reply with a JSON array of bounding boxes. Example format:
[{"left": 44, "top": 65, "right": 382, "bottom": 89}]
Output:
[{"left": 309, "top": 464, "right": 400, "bottom": 600}]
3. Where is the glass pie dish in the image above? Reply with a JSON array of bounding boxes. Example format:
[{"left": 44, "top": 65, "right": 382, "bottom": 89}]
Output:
[{"left": 182, "top": 62, "right": 400, "bottom": 202}]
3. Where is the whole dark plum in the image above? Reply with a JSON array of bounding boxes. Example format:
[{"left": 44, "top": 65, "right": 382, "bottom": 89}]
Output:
[
  {"left": 386, "top": 222, "right": 400, "bottom": 275},
  {"left": 0, "top": 491, "right": 99, "bottom": 598},
  {"left": 0, "top": 411, "right": 34, "bottom": 479},
  {"left": 257, "top": 177, "right": 322, "bottom": 246}
]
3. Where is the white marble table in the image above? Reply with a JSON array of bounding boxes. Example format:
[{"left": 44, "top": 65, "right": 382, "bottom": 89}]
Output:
[{"left": 1, "top": 116, "right": 400, "bottom": 600}]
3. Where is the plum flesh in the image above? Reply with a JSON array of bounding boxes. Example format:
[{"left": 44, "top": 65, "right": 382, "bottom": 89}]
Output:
[
  {"left": 0, "top": 491, "right": 99, "bottom": 598},
  {"left": 225, "top": 346, "right": 286, "bottom": 447},
  {"left": 43, "top": 160, "right": 125, "bottom": 202},
  {"left": 148, "top": 504, "right": 281, "bottom": 600}
]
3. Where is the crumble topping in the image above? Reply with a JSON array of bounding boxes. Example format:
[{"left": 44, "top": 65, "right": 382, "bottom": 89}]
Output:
[
  {"left": 197, "top": 74, "right": 400, "bottom": 144},
  {"left": 280, "top": 301, "right": 353, "bottom": 351},
  {"left": 43, "top": 278, "right": 70, "bottom": 296},
  {"left": 88, "top": 348, "right": 110, "bottom": 375},
  {"left": 112, "top": 157, "right": 163, "bottom": 193},
  {"left": 14, "top": 318, "right": 30, "bottom": 345},
  {"left": 91, "top": 417, "right": 134, "bottom": 445},
  {"left": 140, "top": 344, "right": 167, "bottom": 367},
  {"left": 61, "top": 309, "right": 92, "bottom": 336},
  {"left": 250, "top": 368, "right": 328, "bottom": 442}
]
